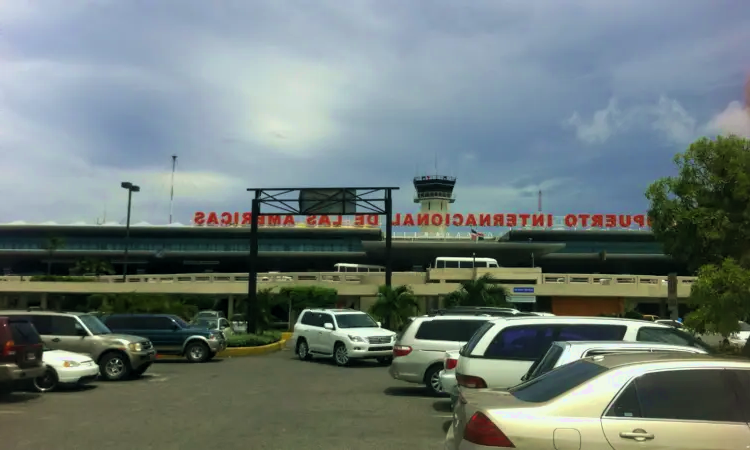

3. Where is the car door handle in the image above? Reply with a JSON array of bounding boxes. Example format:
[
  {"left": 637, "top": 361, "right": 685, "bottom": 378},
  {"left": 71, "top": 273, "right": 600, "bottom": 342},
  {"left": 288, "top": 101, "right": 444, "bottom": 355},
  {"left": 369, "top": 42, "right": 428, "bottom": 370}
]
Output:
[
  {"left": 50, "top": 338, "right": 61, "bottom": 343},
  {"left": 619, "top": 430, "right": 654, "bottom": 441}
]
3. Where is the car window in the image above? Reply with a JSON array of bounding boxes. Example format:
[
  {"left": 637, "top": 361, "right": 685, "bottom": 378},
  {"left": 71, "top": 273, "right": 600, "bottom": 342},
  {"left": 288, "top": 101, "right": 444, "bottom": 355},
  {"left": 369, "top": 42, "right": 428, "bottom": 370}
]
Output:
[
  {"left": 607, "top": 370, "right": 742, "bottom": 422},
  {"left": 106, "top": 316, "right": 145, "bottom": 330},
  {"left": 78, "top": 314, "right": 111, "bottom": 335},
  {"left": 26, "top": 315, "right": 53, "bottom": 335},
  {"left": 462, "top": 321, "right": 495, "bottom": 355},
  {"left": 636, "top": 327, "right": 713, "bottom": 353},
  {"left": 509, "top": 360, "right": 608, "bottom": 403},
  {"left": 739, "top": 322, "right": 750, "bottom": 332},
  {"left": 320, "top": 314, "right": 334, "bottom": 327},
  {"left": 415, "top": 319, "right": 488, "bottom": 342},
  {"left": 300, "top": 312, "right": 320, "bottom": 327},
  {"left": 49, "top": 316, "right": 82, "bottom": 336},
  {"left": 335, "top": 314, "right": 378, "bottom": 329},
  {"left": 219, "top": 319, "right": 229, "bottom": 328},
  {"left": 558, "top": 325, "right": 627, "bottom": 341},
  {"left": 530, "top": 344, "right": 565, "bottom": 378},
  {"left": 484, "top": 325, "right": 556, "bottom": 360},
  {"left": 605, "top": 382, "right": 642, "bottom": 418},
  {"left": 8, "top": 319, "right": 42, "bottom": 344}
]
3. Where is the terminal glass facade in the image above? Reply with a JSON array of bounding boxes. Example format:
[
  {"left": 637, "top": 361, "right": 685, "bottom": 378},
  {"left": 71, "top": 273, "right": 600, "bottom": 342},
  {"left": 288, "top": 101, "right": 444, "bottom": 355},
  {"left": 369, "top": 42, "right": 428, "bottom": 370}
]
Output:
[{"left": 0, "top": 237, "right": 364, "bottom": 253}]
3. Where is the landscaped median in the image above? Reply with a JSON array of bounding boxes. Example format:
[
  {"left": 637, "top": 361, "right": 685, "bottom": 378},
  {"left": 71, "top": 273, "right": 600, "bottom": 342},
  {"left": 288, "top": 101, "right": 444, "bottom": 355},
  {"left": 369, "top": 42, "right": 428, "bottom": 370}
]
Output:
[{"left": 157, "top": 331, "right": 293, "bottom": 359}]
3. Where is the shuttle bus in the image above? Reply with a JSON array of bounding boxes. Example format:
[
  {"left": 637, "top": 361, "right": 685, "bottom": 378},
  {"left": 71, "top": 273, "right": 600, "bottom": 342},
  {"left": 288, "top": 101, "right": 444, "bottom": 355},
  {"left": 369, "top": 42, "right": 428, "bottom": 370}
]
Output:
[
  {"left": 334, "top": 263, "right": 386, "bottom": 273},
  {"left": 434, "top": 257, "right": 500, "bottom": 269}
]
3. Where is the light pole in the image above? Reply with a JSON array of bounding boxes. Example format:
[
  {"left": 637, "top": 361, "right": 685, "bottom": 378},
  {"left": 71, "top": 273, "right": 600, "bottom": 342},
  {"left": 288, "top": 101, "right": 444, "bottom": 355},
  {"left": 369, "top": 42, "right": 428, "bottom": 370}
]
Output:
[
  {"left": 472, "top": 252, "right": 477, "bottom": 281},
  {"left": 121, "top": 181, "right": 140, "bottom": 282}
]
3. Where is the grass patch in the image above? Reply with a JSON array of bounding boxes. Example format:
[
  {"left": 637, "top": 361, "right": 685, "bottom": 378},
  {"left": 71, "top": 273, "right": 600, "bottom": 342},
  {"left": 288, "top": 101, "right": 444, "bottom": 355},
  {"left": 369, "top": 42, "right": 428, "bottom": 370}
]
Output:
[{"left": 226, "top": 330, "right": 282, "bottom": 348}]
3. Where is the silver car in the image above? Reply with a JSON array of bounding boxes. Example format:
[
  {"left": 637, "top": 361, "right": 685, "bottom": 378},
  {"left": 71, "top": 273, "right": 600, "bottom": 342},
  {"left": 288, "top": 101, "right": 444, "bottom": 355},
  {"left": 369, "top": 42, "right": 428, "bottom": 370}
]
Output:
[{"left": 389, "top": 315, "right": 491, "bottom": 396}]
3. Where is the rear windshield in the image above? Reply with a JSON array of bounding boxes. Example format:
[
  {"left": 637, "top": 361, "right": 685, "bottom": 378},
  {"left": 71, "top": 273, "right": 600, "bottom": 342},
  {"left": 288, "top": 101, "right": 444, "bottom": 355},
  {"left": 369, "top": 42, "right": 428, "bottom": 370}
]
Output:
[
  {"left": 9, "top": 320, "right": 42, "bottom": 345},
  {"left": 530, "top": 344, "right": 565, "bottom": 378},
  {"left": 509, "top": 360, "right": 608, "bottom": 403},
  {"left": 415, "top": 319, "right": 489, "bottom": 342}
]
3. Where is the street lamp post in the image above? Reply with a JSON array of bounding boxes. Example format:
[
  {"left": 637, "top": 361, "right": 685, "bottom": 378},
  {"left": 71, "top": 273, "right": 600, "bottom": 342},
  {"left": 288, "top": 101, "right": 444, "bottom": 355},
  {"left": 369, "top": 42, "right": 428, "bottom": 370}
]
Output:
[
  {"left": 120, "top": 182, "right": 140, "bottom": 282},
  {"left": 472, "top": 252, "right": 477, "bottom": 281}
]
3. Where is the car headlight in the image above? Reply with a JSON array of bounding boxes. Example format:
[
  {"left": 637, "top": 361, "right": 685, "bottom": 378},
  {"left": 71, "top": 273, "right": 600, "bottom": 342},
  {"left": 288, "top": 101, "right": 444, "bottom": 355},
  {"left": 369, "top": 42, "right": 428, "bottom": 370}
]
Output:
[
  {"left": 128, "top": 342, "right": 143, "bottom": 352},
  {"left": 62, "top": 360, "right": 81, "bottom": 368},
  {"left": 348, "top": 335, "right": 366, "bottom": 343},
  {"left": 390, "top": 335, "right": 396, "bottom": 342}
]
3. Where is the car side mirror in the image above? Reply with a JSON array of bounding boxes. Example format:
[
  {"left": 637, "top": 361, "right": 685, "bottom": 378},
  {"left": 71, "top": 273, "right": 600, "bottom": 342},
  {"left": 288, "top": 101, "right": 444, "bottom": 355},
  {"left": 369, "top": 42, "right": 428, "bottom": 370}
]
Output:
[
  {"left": 376, "top": 321, "right": 382, "bottom": 328},
  {"left": 173, "top": 324, "right": 181, "bottom": 331},
  {"left": 76, "top": 328, "right": 88, "bottom": 337},
  {"left": 323, "top": 323, "right": 334, "bottom": 331}
]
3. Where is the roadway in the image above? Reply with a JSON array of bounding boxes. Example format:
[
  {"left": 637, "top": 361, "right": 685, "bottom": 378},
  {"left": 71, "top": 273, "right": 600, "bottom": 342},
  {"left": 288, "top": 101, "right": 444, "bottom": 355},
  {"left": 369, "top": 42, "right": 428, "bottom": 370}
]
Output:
[{"left": 0, "top": 348, "right": 450, "bottom": 450}]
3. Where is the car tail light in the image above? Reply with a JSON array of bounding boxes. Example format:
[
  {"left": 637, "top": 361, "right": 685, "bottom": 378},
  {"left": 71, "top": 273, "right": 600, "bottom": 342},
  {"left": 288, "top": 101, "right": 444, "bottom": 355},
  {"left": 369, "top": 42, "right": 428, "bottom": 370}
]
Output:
[
  {"left": 393, "top": 345, "right": 412, "bottom": 357},
  {"left": 445, "top": 358, "right": 458, "bottom": 370},
  {"left": 456, "top": 373, "right": 487, "bottom": 389},
  {"left": 2, "top": 340, "right": 16, "bottom": 357},
  {"left": 464, "top": 412, "right": 515, "bottom": 447}
]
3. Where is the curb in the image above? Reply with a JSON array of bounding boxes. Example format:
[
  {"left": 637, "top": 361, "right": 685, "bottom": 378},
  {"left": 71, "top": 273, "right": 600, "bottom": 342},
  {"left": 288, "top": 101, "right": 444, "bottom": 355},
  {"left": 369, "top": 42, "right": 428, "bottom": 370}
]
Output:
[{"left": 156, "top": 339, "right": 288, "bottom": 360}]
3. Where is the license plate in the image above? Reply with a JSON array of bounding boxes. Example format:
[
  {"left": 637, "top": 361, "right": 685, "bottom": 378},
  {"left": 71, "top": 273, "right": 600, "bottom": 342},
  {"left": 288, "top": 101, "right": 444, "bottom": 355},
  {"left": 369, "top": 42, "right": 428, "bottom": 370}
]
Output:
[{"left": 26, "top": 353, "right": 36, "bottom": 361}]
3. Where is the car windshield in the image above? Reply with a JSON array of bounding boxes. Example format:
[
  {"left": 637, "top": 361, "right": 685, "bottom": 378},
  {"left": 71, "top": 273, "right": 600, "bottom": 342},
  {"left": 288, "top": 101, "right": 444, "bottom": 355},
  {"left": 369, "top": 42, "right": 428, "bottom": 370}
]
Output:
[
  {"left": 739, "top": 321, "right": 750, "bottom": 332},
  {"left": 336, "top": 314, "right": 378, "bottom": 329},
  {"left": 509, "top": 360, "right": 609, "bottom": 403},
  {"left": 194, "top": 319, "right": 218, "bottom": 329},
  {"left": 172, "top": 317, "right": 190, "bottom": 328},
  {"left": 78, "top": 314, "right": 112, "bottom": 335}
]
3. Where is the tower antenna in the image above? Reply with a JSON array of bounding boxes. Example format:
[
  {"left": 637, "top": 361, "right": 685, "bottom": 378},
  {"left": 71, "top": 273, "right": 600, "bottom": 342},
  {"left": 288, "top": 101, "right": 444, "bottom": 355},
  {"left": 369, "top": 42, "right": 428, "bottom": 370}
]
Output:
[
  {"left": 538, "top": 190, "right": 542, "bottom": 213},
  {"left": 169, "top": 155, "right": 178, "bottom": 224}
]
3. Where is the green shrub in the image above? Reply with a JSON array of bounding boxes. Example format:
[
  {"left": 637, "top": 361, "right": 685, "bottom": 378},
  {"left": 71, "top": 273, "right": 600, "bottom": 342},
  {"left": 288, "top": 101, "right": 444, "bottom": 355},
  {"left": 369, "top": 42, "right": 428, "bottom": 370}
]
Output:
[
  {"left": 226, "top": 331, "right": 282, "bottom": 348},
  {"left": 30, "top": 275, "right": 96, "bottom": 282}
]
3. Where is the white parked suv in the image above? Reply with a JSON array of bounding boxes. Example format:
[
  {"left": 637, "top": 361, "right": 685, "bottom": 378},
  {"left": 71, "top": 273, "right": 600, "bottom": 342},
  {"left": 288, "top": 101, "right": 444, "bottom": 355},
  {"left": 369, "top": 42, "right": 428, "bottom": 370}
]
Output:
[
  {"left": 291, "top": 309, "right": 396, "bottom": 366},
  {"left": 455, "top": 315, "right": 712, "bottom": 391}
]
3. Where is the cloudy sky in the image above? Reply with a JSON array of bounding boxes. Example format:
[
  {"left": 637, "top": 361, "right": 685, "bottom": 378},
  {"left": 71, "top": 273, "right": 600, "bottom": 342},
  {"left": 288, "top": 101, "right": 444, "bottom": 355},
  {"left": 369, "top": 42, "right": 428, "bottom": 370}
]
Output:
[{"left": 1, "top": 0, "right": 749, "bottom": 229}]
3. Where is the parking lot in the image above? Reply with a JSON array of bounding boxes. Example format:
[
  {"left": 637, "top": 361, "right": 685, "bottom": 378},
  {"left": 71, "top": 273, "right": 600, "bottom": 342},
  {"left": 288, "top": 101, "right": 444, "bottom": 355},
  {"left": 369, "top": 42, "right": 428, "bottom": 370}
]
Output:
[{"left": 0, "top": 348, "right": 450, "bottom": 450}]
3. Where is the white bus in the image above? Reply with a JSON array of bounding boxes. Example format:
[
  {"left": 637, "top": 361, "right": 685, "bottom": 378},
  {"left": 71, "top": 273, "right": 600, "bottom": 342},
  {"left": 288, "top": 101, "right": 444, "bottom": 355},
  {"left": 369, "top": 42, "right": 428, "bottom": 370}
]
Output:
[
  {"left": 434, "top": 257, "right": 500, "bottom": 269},
  {"left": 334, "top": 263, "right": 386, "bottom": 273}
]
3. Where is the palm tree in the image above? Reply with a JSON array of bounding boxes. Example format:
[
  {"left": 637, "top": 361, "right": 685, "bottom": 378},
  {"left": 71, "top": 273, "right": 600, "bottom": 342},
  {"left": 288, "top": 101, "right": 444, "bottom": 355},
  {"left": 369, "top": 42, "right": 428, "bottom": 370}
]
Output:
[
  {"left": 369, "top": 285, "right": 419, "bottom": 332},
  {"left": 42, "top": 237, "right": 65, "bottom": 275},
  {"left": 444, "top": 273, "right": 510, "bottom": 307},
  {"left": 74, "top": 258, "right": 115, "bottom": 278}
]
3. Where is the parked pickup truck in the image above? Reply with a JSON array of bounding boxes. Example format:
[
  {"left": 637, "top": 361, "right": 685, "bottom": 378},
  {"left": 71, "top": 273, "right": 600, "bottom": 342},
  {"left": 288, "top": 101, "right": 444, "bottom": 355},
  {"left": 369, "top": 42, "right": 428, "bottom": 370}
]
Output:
[{"left": 102, "top": 314, "right": 227, "bottom": 363}]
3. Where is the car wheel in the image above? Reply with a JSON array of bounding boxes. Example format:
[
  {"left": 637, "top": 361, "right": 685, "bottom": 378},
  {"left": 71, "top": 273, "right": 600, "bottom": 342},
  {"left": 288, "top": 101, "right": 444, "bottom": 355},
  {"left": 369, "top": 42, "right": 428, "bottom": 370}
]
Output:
[
  {"left": 185, "top": 342, "right": 210, "bottom": 363},
  {"left": 424, "top": 365, "right": 444, "bottom": 396},
  {"left": 296, "top": 339, "right": 312, "bottom": 361},
  {"left": 334, "top": 343, "right": 350, "bottom": 367},
  {"left": 33, "top": 366, "right": 59, "bottom": 393},
  {"left": 207, "top": 351, "right": 217, "bottom": 361},
  {"left": 376, "top": 356, "right": 393, "bottom": 365},
  {"left": 99, "top": 352, "right": 131, "bottom": 381}
]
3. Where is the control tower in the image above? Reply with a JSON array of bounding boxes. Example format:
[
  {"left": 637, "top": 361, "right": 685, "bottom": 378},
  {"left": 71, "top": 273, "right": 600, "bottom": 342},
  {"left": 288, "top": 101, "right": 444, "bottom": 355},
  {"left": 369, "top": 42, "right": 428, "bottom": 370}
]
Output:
[{"left": 413, "top": 175, "right": 456, "bottom": 234}]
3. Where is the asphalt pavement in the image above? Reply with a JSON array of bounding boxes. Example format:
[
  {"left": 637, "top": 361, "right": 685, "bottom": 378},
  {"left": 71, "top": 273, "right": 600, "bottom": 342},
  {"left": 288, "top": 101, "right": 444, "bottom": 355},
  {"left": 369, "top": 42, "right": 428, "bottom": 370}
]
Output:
[{"left": 0, "top": 349, "right": 450, "bottom": 450}]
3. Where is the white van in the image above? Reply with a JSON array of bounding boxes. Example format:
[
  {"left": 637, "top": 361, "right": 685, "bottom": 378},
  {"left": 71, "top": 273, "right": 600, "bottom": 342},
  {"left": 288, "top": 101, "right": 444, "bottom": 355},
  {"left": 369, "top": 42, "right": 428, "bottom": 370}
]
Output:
[
  {"left": 454, "top": 316, "right": 711, "bottom": 390},
  {"left": 333, "top": 263, "right": 385, "bottom": 273},
  {"left": 434, "top": 257, "right": 500, "bottom": 269}
]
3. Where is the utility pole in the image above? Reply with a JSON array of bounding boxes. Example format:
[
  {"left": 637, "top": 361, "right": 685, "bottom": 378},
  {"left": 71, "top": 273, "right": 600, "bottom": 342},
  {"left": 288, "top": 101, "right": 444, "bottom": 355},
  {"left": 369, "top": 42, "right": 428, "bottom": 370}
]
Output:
[{"left": 169, "top": 155, "right": 177, "bottom": 224}]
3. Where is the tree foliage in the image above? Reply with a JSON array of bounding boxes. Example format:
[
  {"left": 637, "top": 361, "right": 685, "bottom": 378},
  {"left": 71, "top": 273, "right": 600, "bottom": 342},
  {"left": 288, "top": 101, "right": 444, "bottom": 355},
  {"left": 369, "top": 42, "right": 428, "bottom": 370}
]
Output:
[
  {"left": 683, "top": 258, "right": 750, "bottom": 336},
  {"left": 87, "top": 293, "right": 199, "bottom": 319},
  {"left": 646, "top": 135, "right": 750, "bottom": 272},
  {"left": 42, "top": 237, "right": 65, "bottom": 275},
  {"left": 646, "top": 135, "right": 750, "bottom": 342},
  {"left": 369, "top": 285, "right": 419, "bottom": 332},
  {"left": 73, "top": 258, "right": 114, "bottom": 277},
  {"left": 444, "top": 274, "right": 510, "bottom": 307}
]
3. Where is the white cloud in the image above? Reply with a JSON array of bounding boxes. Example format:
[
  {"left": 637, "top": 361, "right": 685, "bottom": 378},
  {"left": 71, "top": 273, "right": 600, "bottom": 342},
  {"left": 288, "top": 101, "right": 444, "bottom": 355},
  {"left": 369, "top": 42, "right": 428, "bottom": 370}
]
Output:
[
  {"left": 705, "top": 101, "right": 750, "bottom": 138},
  {"left": 564, "top": 99, "right": 623, "bottom": 144}
]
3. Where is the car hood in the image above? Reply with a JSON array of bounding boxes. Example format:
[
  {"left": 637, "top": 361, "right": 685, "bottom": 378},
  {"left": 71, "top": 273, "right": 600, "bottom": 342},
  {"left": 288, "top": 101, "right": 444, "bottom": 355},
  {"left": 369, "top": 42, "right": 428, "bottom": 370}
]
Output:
[
  {"left": 43, "top": 349, "right": 93, "bottom": 364},
  {"left": 731, "top": 331, "right": 750, "bottom": 341},
  {"left": 103, "top": 333, "right": 151, "bottom": 344},
  {"left": 342, "top": 327, "right": 396, "bottom": 338}
]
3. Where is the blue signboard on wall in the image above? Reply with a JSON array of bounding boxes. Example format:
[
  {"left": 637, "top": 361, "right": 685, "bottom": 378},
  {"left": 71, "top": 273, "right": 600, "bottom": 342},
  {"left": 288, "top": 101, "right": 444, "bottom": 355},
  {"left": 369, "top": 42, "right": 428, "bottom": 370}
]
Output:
[{"left": 513, "top": 287, "right": 535, "bottom": 294}]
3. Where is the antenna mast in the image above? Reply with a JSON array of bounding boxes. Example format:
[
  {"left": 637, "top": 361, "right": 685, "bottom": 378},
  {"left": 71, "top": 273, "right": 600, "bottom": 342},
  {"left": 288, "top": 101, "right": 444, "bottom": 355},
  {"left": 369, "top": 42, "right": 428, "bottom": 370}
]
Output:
[
  {"left": 538, "top": 190, "right": 542, "bottom": 212},
  {"left": 169, "top": 155, "right": 177, "bottom": 224}
]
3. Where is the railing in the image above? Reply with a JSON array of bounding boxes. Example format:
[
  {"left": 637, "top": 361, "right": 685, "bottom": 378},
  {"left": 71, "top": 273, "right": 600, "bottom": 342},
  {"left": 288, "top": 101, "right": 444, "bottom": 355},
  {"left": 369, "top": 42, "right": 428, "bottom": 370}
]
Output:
[
  {"left": 0, "top": 272, "right": 697, "bottom": 286},
  {"left": 413, "top": 191, "right": 456, "bottom": 201},
  {"left": 390, "top": 231, "right": 495, "bottom": 240}
]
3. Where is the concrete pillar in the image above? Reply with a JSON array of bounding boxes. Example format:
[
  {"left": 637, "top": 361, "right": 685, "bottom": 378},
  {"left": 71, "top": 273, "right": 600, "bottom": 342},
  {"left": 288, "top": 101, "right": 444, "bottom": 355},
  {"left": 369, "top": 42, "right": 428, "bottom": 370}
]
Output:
[
  {"left": 0, "top": 295, "right": 8, "bottom": 309},
  {"left": 40, "top": 293, "right": 48, "bottom": 310},
  {"left": 360, "top": 296, "right": 378, "bottom": 312},
  {"left": 658, "top": 298, "right": 667, "bottom": 318},
  {"left": 18, "top": 294, "right": 28, "bottom": 310},
  {"left": 227, "top": 295, "right": 234, "bottom": 318}
]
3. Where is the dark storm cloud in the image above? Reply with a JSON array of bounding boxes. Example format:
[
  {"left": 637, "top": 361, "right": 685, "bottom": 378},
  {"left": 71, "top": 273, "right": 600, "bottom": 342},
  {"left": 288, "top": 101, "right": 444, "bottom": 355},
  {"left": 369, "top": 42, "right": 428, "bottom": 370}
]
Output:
[{"left": 0, "top": 0, "right": 748, "bottom": 224}]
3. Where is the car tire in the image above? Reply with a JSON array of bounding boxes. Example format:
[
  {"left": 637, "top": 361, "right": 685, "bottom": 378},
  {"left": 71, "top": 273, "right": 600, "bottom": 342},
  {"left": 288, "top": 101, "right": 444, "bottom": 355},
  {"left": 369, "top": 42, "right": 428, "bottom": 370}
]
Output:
[
  {"left": 207, "top": 351, "right": 217, "bottom": 361},
  {"left": 333, "top": 342, "right": 350, "bottom": 367},
  {"left": 296, "top": 339, "right": 312, "bottom": 361},
  {"left": 376, "top": 356, "right": 393, "bottom": 365},
  {"left": 131, "top": 363, "right": 152, "bottom": 378},
  {"left": 424, "top": 364, "right": 444, "bottom": 397},
  {"left": 99, "top": 351, "right": 132, "bottom": 381},
  {"left": 33, "top": 366, "right": 59, "bottom": 393},
  {"left": 185, "top": 342, "right": 210, "bottom": 363}
]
